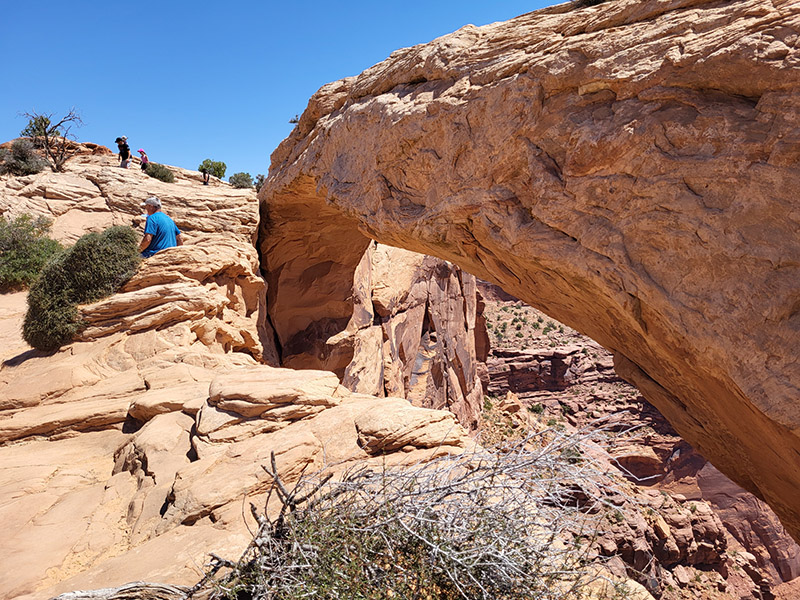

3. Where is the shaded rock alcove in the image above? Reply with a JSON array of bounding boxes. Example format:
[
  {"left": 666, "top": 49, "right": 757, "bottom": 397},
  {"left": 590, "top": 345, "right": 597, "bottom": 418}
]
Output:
[{"left": 260, "top": 0, "right": 800, "bottom": 540}]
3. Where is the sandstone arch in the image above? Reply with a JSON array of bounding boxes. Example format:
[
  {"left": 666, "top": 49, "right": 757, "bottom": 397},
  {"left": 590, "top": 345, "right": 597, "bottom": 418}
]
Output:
[{"left": 260, "top": 0, "right": 800, "bottom": 538}]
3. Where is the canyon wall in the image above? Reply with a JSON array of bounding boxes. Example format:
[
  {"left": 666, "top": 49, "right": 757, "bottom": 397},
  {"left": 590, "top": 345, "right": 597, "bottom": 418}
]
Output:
[{"left": 264, "top": 238, "right": 484, "bottom": 430}]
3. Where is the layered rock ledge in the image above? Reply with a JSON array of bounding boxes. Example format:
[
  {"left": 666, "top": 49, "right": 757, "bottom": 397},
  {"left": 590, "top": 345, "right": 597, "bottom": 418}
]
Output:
[{"left": 260, "top": 0, "right": 800, "bottom": 539}]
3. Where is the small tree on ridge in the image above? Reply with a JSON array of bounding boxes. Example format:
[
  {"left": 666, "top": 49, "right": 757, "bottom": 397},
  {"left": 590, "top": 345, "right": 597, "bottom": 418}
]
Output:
[
  {"left": 198, "top": 159, "right": 226, "bottom": 179},
  {"left": 229, "top": 172, "right": 253, "bottom": 189},
  {"left": 20, "top": 108, "right": 83, "bottom": 172},
  {"left": 20, "top": 115, "right": 60, "bottom": 140}
]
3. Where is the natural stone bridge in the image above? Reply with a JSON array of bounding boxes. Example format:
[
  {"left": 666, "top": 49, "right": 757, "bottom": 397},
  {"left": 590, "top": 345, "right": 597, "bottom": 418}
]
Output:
[{"left": 260, "top": 0, "right": 800, "bottom": 539}]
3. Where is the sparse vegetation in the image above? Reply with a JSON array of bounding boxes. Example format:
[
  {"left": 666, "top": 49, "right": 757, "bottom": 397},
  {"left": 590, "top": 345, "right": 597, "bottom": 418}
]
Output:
[
  {"left": 0, "top": 139, "right": 48, "bottom": 176},
  {"left": 229, "top": 172, "right": 253, "bottom": 189},
  {"left": 23, "top": 226, "right": 140, "bottom": 351},
  {"left": 483, "top": 296, "right": 584, "bottom": 352},
  {"left": 0, "top": 214, "right": 63, "bottom": 291},
  {"left": 195, "top": 434, "right": 627, "bottom": 600},
  {"left": 254, "top": 173, "right": 266, "bottom": 193},
  {"left": 144, "top": 162, "right": 175, "bottom": 183},
  {"left": 198, "top": 159, "right": 226, "bottom": 179}
]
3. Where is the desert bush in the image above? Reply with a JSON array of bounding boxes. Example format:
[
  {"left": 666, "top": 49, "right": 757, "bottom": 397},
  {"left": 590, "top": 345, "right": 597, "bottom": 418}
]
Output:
[
  {"left": 145, "top": 162, "right": 175, "bottom": 183},
  {"left": 20, "top": 115, "right": 60, "bottom": 141},
  {"left": 0, "top": 214, "right": 63, "bottom": 291},
  {"left": 198, "top": 159, "right": 226, "bottom": 179},
  {"left": 254, "top": 173, "right": 266, "bottom": 193},
  {"left": 0, "top": 139, "right": 48, "bottom": 176},
  {"left": 229, "top": 172, "right": 253, "bottom": 189},
  {"left": 195, "top": 429, "right": 627, "bottom": 600},
  {"left": 23, "top": 226, "right": 140, "bottom": 351}
]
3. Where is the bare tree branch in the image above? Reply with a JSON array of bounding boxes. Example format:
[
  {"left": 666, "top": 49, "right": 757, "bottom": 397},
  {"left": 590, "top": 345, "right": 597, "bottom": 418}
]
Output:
[
  {"left": 195, "top": 426, "right": 632, "bottom": 599},
  {"left": 21, "top": 108, "right": 83, "bottom": 172}
]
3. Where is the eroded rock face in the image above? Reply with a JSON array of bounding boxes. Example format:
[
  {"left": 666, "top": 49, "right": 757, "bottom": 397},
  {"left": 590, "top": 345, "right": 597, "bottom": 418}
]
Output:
[
  {"left": 263, "top": 225, "right": 484, "bottom": 429},
  {"left": 0, "top": 151, "right": 259, "bottom": 245},
  {"left": 329, "top": 243, "right": 483, "bottom": 430},
  {"left": 0, "top": 262, "right": 471, "bottom": 599},
  {"left": 260, "top": 0, "right": 800, "bottom": 539}
]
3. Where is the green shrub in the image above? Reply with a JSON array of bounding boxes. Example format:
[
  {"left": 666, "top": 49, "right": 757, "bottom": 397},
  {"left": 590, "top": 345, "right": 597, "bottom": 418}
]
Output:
[
  {"left": 528, "top": 402, "right": 544, "bottom": 414},
  {"left": 144, "top": 162, "right": 175, "bottom": 183},
  {"left": 0, "top": 214, "right": 63, "bottom": 291},
  {"left": 21, "top": 115, "right": 60, "bottom": 141},
  {"left": 254, "top": 173, "right": 266, "bottom": 192},
  {"left": 23, "top": 226, "right": 140, "bottom": 351},
  {"left": 198, "top": 158, "right": 226, "bottom": 179},
  {"left": 229, "top": 172, "right": 253, "bottom": 189},
  {"left": 0, "top": 140, "right": 48, "bottom": 176}
]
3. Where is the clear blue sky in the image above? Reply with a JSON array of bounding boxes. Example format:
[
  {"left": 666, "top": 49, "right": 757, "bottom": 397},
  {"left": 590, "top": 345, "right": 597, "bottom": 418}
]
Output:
[{"left": 1, "top": 1, "right": 554, "bottom": 180}]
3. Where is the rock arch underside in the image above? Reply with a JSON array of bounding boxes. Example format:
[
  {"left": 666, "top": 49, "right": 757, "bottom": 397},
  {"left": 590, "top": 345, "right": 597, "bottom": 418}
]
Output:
[{"left": 260, "top": 0, "right": 800, "bottom": 541}]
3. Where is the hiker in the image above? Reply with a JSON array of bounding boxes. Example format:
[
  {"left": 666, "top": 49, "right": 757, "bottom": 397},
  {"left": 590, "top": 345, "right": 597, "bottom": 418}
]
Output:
[
  {"left": 138, "top": 148, "right": 149, "bottom": 171},
  {"left": 201, "top": 167, "right": 210, "bottom": 185},
  {"left": 138, "top": 196, "right": 183, "bottom": 257},
  {"left": 115, "top": 136, "right": 132, "bottom": 168}
]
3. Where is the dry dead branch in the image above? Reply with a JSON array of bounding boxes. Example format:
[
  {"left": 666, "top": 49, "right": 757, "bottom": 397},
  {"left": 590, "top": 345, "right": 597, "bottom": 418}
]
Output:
[{"left": 195, "top": 426, "right": 631, "bottom": 599}]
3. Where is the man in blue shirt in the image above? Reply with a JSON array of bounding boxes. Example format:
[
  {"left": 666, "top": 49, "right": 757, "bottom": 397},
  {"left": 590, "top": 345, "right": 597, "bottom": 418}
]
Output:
[{"left": 139, "top": 196, "right": 183, "bottom": 257}]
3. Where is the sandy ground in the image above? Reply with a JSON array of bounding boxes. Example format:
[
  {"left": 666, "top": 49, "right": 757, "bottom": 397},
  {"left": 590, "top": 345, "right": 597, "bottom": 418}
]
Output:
[{"left": 0, "top": 291, "right": 30, "bottom": 363}]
